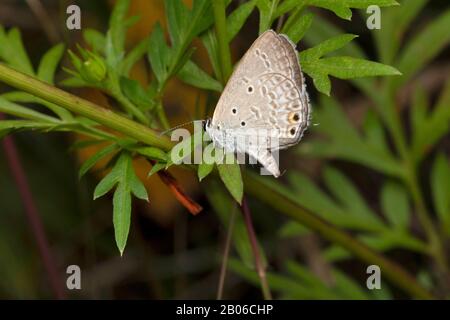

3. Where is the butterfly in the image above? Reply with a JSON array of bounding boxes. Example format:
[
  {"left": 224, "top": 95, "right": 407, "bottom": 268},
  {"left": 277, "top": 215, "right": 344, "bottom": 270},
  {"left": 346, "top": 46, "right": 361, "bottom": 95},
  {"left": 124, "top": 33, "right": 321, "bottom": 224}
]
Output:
[{"left": 205, "top": 30, "right": 311, "bottom": 177}]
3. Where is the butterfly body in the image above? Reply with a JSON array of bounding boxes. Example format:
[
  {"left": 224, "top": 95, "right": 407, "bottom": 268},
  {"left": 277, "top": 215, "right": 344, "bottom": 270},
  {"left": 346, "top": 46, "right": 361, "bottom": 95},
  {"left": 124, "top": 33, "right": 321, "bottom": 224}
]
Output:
[{"left": 206, "top": 30, "right": 310, "bottom": 177}]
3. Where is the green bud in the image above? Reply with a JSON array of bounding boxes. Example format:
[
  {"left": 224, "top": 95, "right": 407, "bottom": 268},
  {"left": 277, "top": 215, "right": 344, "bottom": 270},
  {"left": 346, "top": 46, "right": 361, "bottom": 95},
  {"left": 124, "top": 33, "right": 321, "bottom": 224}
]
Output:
[{"left": 79, "top": 53, "right": 106, "bottom": 83}]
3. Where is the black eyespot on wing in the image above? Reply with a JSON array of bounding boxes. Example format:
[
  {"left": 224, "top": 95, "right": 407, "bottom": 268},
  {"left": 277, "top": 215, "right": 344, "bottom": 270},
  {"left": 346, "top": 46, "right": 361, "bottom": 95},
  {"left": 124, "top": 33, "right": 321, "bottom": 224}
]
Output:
[
  {"left": 247, "top": 86, "right": 254, "bottom": 93},
  {"left": 241, "top": 121, "right": 246, "bottom": 127},
  {"left": 290, "top": 128, "right": 296, "bottom": 135},
  {"left": 232, "top": 108, "right": 237, "bottom": 114},
  {"left": 293, "top": 113, "right": 299, "bottom": 121}
]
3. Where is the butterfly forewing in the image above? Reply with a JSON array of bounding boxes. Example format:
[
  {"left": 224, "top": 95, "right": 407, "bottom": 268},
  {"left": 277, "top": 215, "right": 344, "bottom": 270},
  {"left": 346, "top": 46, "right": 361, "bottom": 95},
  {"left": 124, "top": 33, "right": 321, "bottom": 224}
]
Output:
[{"left": 207, "top": 30, "right": 311, "bottom": 177}]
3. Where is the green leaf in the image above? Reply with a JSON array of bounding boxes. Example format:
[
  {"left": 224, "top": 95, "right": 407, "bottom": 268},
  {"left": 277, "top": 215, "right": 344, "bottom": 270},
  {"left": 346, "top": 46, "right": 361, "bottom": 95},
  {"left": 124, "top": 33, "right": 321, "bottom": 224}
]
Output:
[
  {"left": 83, "top": 28, "right": 106, "bottom": 53},
  {"left": 282, "top": 13, "right": 314, "bottom": 44},
  {"left": 93, "top": 153, "right": 147, "bottom": 255},
  {"left": 109, "top": 0, "right": 130, "bottom": 55},
  {"left": 202, "top": 31, "right": 221, "bottom": 81},
  {"left": 147, "top": 162, "right": 166, "bottom": 177},
  {"left": 299, "top": 96, "right": 403, "bottom": 177},
  {"left": 37, "top": 44, "right": 65, "bottom": 84},
  {"left": 303, "top": 14, "right": 366, "bottom": 59},
  {"left": 165, "top": 0, "right": 212, "bottom": 48},
  {"left": 169, "top": 129, "right": 204, "bottom": 164},
  {"left": 127, "top": 164, "right": 148, "bottom": 201},
  {"left": 148, "top": 23, "right": 170, "bottom": 84},
  {"left": 217, "top": 155, "right": 243, "bottom": 204},
  {"left": 412, "top": 79, "right": 450, "bottom": 162},
  {"left": 393, "top": 9, "right": 450, "bottom": 88},
  {"left": 120, "top": 77, "right": 153, "bottom": 109},
  {"left": 177, "top": 60, "right": 222, "bottom": 92},
  {"left": 304, "top": 56, "right": 400, "bottom": 81},
  {"left": 113, "top": 181, "right": 132, "bottom": 255},
  {"left": 363, "top": 109, "right": 390, "bottom": 156},
  {"left": 198, "top": 162, "right": 214, "bottom": 181},
  {"left": 135, "top": 146, "right": 168, "bottom": 161},
  {"left": 381, "top": 182, "right": 410, "bottom": 229},
  {"left": 0, "top": 28, "right": 34, "bottom": 75},
  {"left": 278, "top": 221, "right": 309, "bottom": 238},
  {"left": 300, "top": 34, "right": 358, "bottom": 61},
  {"left": 256, "top": 0, "right": 277, "bottom": 33},
  {"left": 227, "top": 0, "right": 256, "bottom": 41},
  {"left": 121, "top": 38, "right": 149, "bottom": 75},
  {"left": 0, "top": 97, "right": 59, "bottom": 123},
  {"left": 431, "top": 154, "right": 450, "bottom": 234},
  {"left": 78, "top": 143, "right": 118, "bottom": 179},
  {"left": 305, "top": 0, "right": 352, "bottom": 20},
  {"left": 373, "top": 0, "right": 428, "bottom": 64},
  {"left": 323, "top": 166, "right": 383, "bottom": 228}
]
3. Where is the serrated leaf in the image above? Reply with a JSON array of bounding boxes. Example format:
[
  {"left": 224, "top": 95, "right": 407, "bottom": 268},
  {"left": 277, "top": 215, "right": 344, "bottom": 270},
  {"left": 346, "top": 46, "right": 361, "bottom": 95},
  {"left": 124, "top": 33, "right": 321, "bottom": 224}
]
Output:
[
  {"left": 177, "top": 60, "right": 222, "bottom": 92},
  {"left": 431, "top": 154, "right": 450, "bottom": 234},
  {"left": 0, "top": 28, "right": 34, "bottom": 75},
  {"left": 37, "top": 43, "right": 65, "bottom": 84},
  {"left": 92, "top": 153, "right": 147, "bottom": 254},
  {"left": 78, "top": 143, "right": 118, "bottom": 179},
  {"left": 217, "top": 155, "right": 243, "bottom": 204},
  {"left": 381, "top": 182, "right": 410, "bottom": 229}
]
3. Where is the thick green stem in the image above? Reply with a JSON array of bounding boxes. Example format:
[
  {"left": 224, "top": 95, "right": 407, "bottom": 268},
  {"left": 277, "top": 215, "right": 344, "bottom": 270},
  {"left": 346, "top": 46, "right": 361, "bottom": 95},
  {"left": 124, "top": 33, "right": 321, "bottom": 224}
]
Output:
[
  {"left": 0, "top": 64, "right": 172, "bottom": 150},
  {"left": 212, "top": 0, "right": 233, "bottom": 83},
  {"left": 0, "top": 63, "right": 433, "bottom": 299}
]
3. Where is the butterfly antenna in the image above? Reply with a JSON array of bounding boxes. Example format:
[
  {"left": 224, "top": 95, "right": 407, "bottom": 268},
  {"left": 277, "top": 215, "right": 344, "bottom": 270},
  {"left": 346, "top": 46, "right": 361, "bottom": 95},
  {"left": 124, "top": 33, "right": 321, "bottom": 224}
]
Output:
[{"left": 159, "top": 119, "right": 205, "bottom": 136}]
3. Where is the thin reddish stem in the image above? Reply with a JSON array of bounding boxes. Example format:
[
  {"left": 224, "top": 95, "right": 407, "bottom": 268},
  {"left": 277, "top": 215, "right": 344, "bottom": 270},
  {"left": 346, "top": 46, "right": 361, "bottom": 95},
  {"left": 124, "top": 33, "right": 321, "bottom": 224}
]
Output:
[
  {"left": 0, "top": 114, "right": 66, "bottom": 299},
  {"left": 240, "top": 196, "right": 272, "bottom": 300}
]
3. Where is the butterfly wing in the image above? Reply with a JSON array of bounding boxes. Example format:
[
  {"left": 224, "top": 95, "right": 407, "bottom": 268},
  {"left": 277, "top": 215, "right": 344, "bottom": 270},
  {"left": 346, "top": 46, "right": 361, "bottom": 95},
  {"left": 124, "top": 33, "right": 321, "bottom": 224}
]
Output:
[
  {"left": 211, "top": 30, "right": 309, "bottom": 141},
  {"left": 209, "top": 30, "right": 310, "bottom": 176}
]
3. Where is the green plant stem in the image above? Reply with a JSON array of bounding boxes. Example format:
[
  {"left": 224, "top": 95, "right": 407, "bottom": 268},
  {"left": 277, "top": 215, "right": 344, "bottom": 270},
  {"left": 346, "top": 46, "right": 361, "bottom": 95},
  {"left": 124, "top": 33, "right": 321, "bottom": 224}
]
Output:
[
  {"left": 241, "top": 197, "right": 272, "bottom": 300},
  {"left": 212, "top": 0, "right": 233, "bottom": 83},
  {"left": 113, "top": 90, "right": 150, "bottom": 126},
  {"left": 217, "top": 205, "right": 236, "bottom": 300},
  {"left": 243, "top": 172, "right": 434, "bottom": 300},
  {"left": 156, "top": 101, "right": 170, "bottom": 130},
  {"left": 405, "top": 163, "right": 448, "bottom": 271},
  {"left": 0, "top": 63, "right": 172, "bottom": 150},
  {"left": 0, "top": 63, "right": 433, "bottom": 299}
]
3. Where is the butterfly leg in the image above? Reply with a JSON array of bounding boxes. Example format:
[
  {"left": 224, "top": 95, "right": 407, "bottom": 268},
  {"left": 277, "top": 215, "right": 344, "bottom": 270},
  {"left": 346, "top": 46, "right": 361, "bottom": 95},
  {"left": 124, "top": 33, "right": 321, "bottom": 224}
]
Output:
[{"left": 247, "top": 147, "right": 280, "bottom": 178}]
